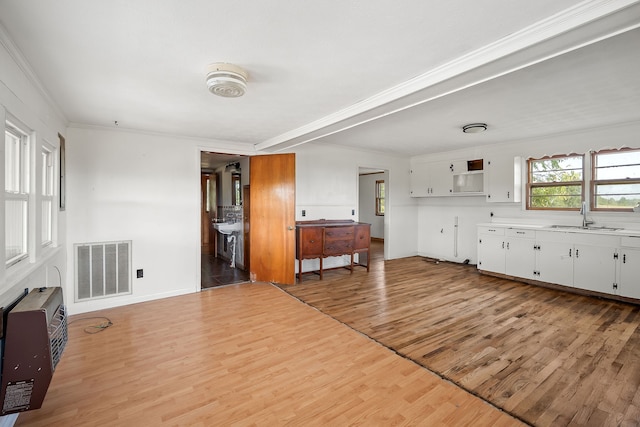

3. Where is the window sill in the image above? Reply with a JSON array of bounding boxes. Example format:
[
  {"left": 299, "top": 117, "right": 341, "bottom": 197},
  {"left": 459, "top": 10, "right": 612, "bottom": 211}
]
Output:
[{"left": 3, "top": 245, "right": 64, "bottom": 289}]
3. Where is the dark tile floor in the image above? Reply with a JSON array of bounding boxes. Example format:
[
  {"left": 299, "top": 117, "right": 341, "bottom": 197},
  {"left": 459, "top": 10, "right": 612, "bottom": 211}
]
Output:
[{"left": 201, "top": 254, "right": 250, "bottom": 289}]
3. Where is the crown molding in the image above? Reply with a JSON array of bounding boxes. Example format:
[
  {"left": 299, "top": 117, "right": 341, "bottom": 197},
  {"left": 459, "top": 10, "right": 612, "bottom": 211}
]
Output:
[
  {"left": 257, "top": 0, "right": 640, "bottom": 152},
  {"left": 0, "top": 22, "right": 68, "bottom": 125}
]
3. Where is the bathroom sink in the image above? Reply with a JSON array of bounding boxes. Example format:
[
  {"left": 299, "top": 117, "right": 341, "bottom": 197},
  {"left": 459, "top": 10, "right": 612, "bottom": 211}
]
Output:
[{"left": 214, "top": 222, "right": 242, "bottom": 235}]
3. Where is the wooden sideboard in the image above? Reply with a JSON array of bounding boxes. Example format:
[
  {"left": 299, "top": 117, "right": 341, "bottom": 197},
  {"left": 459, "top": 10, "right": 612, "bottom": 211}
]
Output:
[{"left": 296, "top": 219, "right": 371, "bottom": 282}]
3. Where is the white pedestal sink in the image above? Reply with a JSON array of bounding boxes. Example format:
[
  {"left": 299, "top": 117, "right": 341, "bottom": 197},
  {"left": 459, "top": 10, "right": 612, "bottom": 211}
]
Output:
[
  {"left": 213, "top": 222, "right": 242, "bottom": 268},
  {"left": 213, "top": 222, "right": 242, "bottom": 235}
]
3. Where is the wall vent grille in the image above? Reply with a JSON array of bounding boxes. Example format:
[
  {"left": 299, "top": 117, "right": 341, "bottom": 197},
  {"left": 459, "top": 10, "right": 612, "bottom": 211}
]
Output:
[{"left": 74, "top": 241, "right": 132, "bottom": 302}]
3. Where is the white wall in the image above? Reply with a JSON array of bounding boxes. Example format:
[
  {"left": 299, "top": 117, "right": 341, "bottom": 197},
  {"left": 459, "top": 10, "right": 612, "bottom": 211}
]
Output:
[
  {"left": 65, "top": 126, "right": 255, "bottom": 314},
  {"left": 358, "top": 172, "right": 385, "bottom": 239},
  {"left": 413, "top": 121, "right": 640, "bottom": 264},
  {"left": 294, "top": 143, "right": 417, "bottom": 264},
  {"left": 0, "top": 31, "right": 66, "bottom": 309}
]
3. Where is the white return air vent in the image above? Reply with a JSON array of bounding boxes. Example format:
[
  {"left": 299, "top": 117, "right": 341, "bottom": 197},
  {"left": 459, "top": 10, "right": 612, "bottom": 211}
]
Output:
[{"left": 74, "top": 241, "right": 132, "bottom": 302}]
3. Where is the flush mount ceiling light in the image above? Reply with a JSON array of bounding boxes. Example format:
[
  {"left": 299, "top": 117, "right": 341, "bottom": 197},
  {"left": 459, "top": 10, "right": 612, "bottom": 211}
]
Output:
[
  {"left": 462, "top": 123, "right": 487, "bottom": 133},
  {"left": 206, "top": 63, "right": 248, "bottom": 98}
]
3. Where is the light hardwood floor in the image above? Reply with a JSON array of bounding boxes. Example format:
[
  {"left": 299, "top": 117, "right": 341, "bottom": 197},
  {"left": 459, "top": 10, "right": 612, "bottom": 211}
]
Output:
[
  {"left": 16, "top": 281, "right": 520, "bottom": 426},
  {"left": 283, "top": 241, "right": 640, "bottom": 427}
]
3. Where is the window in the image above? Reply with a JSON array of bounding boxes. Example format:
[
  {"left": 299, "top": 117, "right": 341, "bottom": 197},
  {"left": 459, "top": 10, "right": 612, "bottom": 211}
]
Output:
[
  {"left": 375, "top": 180, "right": 385, "bottom": 216},
  {"left": 527, "top": 155, "right": 583, "bottom": 210},
  {"left": 5, "top": 122, "right": 30, "bottom": 265},
  {"left": 42, "top": 145, "right": 54, "bottom": 245},
  {"left": 591, "top": 148, "right": 640, "bottom": 211}
]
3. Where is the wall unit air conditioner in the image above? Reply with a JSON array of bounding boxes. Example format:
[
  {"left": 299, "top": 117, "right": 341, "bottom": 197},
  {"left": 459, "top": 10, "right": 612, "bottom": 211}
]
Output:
[{"left": 0, "top": 287, "right": 67, "bottom": 415}]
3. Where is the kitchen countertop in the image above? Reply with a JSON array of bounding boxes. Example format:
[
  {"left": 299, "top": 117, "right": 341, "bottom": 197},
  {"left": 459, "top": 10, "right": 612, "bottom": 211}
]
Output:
[{"left": 478, "top": 222, "right": 640, "bottom": 237}]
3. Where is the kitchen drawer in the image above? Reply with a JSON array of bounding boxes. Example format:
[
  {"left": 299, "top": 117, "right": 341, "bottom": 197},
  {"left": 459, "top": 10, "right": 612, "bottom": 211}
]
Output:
[
  {"left": 478, "top": 226, "right": 504, "bottom": 236},
  {"left": 621, "top": 235, "right": 640, "bottom": 248},
  {"left": 506, "top": 228, "right": 535, "bottom": 239}
]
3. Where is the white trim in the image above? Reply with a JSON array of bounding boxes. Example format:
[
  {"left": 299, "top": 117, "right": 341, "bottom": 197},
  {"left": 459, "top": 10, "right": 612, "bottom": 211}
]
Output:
[
  {"left": 0, "top": 23, "right": 67, "bottom": 125},
  {"left": 256, "top": 0, "right": 640, "bottom": 152}
]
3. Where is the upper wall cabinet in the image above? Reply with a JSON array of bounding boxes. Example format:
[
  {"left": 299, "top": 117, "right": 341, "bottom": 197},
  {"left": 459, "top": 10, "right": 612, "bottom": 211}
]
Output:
[
  {"left": 410, "top": 159, "right": 486, "bottom": 198},
  {"left": 410, "top": 161, "right": 454, "bottom": 197},
  {"left": 485, "top": 155, "right": 522, "bottom": 203}
]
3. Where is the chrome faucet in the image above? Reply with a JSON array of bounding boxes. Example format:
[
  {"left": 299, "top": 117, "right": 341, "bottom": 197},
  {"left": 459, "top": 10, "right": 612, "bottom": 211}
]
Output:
[{"left": 580, "top": 201, "right": 594, "bottom": 228}]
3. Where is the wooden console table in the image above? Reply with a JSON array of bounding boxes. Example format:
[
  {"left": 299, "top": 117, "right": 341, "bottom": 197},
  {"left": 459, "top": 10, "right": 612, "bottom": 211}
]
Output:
[{"left": 296, "top": 219, "right": 371, "bottom": 282}]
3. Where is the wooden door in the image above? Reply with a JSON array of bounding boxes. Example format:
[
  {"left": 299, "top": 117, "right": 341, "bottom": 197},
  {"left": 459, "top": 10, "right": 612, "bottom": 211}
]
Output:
[
  {"left": 249, "top": 153, "right": 295, "bottom": 284},
  {"left": 243, "top": 185, "right": 250, "bottom": 271},
  {"left": 200, "top": 173, "right": 215, "bottom": 254}
]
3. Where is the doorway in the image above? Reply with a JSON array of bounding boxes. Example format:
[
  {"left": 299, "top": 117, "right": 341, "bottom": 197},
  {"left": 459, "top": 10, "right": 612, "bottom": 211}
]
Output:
[
  {"left": 358, "top": 167, "right": 387, "bottom": 257},
  {"left": 200, "top": 152, "right": 250, "bottom": 288}
]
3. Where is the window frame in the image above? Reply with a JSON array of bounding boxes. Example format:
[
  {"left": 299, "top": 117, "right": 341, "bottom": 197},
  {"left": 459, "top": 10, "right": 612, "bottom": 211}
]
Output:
[
  {"left": 41, "top": 142, "right": 55, "bottom": 246},
  {"left": 526, "top": 154, "right": 584, "bottom": 211},
  {"left": 5, "top": 121, "right": 31, "bottom": 266},
  {"left": 590, "top": 147, "right": 640, "bottom": 212},
  {"left": 375, "top": 179, "right": 385, "bottom": 216}
]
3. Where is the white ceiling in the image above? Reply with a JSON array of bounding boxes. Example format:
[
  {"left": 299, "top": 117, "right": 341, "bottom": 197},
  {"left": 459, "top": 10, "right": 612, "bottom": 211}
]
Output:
[{"left": 1, "top": 0, "right": 639, "bottom": 157}]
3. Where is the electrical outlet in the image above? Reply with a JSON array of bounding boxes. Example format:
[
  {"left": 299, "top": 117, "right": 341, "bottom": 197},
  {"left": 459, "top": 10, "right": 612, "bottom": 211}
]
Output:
[{"left": 136, "top": 269, "right": 143, "bottom": 278}]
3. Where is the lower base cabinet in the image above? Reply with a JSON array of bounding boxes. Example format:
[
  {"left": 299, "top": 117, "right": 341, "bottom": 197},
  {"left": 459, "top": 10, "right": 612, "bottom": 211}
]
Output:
[
  {"left": 619, "top": 239, "right": 640, "bottom": 299},
  {"left": 478, "top": 224, "right": 639, "bottom": 301}
]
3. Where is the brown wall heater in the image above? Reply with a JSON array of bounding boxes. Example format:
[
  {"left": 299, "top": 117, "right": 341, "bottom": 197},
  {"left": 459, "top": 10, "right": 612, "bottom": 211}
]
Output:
[{"left": 0, "top": 287, "right": 68, "bottom": 415}]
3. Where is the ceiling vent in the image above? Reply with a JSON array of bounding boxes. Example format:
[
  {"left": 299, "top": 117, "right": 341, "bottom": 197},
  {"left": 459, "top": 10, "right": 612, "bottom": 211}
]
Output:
[{"left": 206, "top": 63, "right": 248, "bottom": 98}]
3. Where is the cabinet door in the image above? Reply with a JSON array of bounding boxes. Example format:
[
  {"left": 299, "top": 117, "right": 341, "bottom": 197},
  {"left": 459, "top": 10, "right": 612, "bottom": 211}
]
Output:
[
  {"left": 619, "top": 248, "right": 640, "bottom": 299},
  {"left": 573, "top": 244, "right": 617, "bottom": 294},
  {"left": 409, "top": 165, "right": 429, "bottom": 197},
  {"left": 486, "top": 156, "right": 521, "bottom": 203},
  {"left": 353, "top": 224, "right": 370, "bottom": 250},
  {"left": 505, "top": 237, "right": 535, "bottom": 280},
  {"left": 478, "top": 234, "right": 505, "bottom": 274},
  {"left": 428, "top": 161, "right": 453, "bottom": 196},
  {"left": 536, "top": 240, "right": 574, "bottom": 286},
  {"left": 297, "top": 227, "right": 323, "bottom": 258}
]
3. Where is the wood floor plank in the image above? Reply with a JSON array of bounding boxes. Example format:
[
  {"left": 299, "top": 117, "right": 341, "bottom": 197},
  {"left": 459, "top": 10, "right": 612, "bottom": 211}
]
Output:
[
  {"left": 282, "top": 241, "right": 640, "bottom": 426},
  {"left": 15, "top": 281, "right": 520, "bottom": 426}
]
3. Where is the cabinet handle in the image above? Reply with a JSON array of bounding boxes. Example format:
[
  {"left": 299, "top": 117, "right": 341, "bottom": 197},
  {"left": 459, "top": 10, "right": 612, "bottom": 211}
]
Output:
[
  {"left": 502, "top": 242, "right": 505, "bottom": 249},
  {"left": 507, "top": 242, "right": 510, "bottom": 250},
  {"left": 575, "top": 249, "right": 579, "bottom": 258},
  {"left": 623, "top": 254, "right": 626, "bottom": 263},
  {"left": 310, "top": 240, "right": 315, "bottom": 243}
]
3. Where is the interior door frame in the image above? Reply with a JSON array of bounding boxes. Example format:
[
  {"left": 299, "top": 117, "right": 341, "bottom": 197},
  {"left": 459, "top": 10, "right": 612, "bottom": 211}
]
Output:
[{"left": 196, "top": 146, "right": 255, "bottom": 291}]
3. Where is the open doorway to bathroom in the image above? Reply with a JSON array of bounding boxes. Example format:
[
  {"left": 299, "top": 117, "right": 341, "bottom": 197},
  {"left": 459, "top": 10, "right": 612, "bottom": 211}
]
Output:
[
  {"left": 201, "top": 151, "right": 250, "bottom": 289},
  {"left": 358, "top": 167, "right": 387, "bottom": 259}
]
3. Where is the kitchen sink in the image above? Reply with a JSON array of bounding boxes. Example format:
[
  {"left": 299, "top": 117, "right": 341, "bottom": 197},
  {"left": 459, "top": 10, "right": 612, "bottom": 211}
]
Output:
[{"left": 549, "top": 225, "right": 622, "bottom": 231}]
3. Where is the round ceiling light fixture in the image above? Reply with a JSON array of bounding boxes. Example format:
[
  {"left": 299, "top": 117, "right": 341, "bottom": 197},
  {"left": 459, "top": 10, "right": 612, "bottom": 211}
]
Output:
[
  {"left": 462, "top": 123, "right": 487, "bottom": 133},
  {"left": 206, "top": 63, "right": 248, "bottom": 98}
]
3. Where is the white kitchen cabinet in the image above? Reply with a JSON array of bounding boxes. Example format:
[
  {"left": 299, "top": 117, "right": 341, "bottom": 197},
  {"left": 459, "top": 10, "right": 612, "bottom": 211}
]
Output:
[
  {"left": 535, "top": 232, "right": 574, "bottom": 287},
  {"left": 409, "top": 161, "right": 453, "bottom": 197},
  {"left": 409, "top": 164, "right": 430, "bottom": 197},
  {"left": 485, "top": 155, "right": 521, "bottom": 203},
  {"left": 572, "top": 237, "right": 618, "bottom": 295},
  {"left": 478, "top": 226, "right": 534, "bottom": 277},
  {"left": 618, "top": 237, "right": 640, "bottom": 299},
  {"left": 428, "top": 161, "right": 454, "bottom": 196},
  {"left": 504, "top": 229, "right": 535, "bottom": 280},
  {"left": 476, "top": 224, "right": 640, "bottom": 301},
  {"left": 477, "top": 226, "right": 506, "bottom": 274}
]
